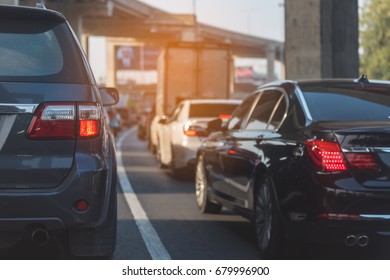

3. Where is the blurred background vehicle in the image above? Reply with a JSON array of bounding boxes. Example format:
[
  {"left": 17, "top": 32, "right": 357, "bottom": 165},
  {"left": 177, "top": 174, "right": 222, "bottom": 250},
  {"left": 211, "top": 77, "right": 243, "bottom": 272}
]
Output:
[
  {"left": 116, "top": 106, "right": 136, "bottom": 128},
  {"left": 137, "top": 108, "right": 152, "bottom": 140},
  {"left": 149, "top": 42, "right": 232, "bottom": 154},
  {"left": 195, "top": 76, "right": 390, "bottom": 258},
  {"left": 157, "top": 99, "right": 240, "bottom": 177},
  {"left": 104, "top": 106, "right": 122, "bottom": 137}
]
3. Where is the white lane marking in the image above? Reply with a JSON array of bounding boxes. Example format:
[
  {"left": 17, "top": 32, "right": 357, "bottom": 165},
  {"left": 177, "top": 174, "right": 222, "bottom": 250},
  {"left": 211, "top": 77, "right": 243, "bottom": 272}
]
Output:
[{"left": 116, "top": 128, "right": 171, "bottom": 260}]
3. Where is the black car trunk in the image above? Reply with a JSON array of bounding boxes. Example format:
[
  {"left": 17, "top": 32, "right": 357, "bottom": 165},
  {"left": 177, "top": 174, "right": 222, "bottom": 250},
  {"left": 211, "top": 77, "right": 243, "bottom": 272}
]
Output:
[{"left": 330, "top": 122, "right": 390, "bottom": 188}]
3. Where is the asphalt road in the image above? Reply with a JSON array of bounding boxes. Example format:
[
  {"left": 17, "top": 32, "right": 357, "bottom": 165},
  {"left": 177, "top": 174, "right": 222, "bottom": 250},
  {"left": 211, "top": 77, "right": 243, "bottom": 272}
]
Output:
[{"left": 114, "top": 127, "right": 259, "bottom": 260}]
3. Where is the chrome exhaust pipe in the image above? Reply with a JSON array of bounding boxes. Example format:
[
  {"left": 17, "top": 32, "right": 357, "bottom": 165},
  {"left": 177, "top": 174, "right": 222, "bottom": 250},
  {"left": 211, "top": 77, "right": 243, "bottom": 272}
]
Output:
[
  {"left": 357, "top": 235, "right": 369, "bottom": 247},
  {"left": 31, "top": 228, "right": 49, "bottom": 247},
  {"left": 344, "top": 235, "right": 357, "bottom": 246}
]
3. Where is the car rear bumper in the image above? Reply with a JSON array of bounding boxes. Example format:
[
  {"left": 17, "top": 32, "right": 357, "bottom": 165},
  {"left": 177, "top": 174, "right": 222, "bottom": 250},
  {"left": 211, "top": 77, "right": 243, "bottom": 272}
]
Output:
[
  {"left": 0, "top": 152, "right": 115, "bottom": 233},
  {"left": 172, "top": 137, "right": 203, "bottom": 169},
  {"left": 286, "top": 213, "right": 390, "bottom": 246},
  {"left": 280, "top": 170, "right": 390, "bottom": 246}
]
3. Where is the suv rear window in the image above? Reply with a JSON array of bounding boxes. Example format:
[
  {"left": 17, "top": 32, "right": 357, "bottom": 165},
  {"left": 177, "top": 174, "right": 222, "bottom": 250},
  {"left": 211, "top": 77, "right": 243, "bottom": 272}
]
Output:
[
  {"left": 0, "top": 19, "right": 86, "bottom": 83},
  {"left": 189, "top": 103, "right": 238, "bottom": 118},
  {"left": 302, "top": 87, "right": 390, "bottom": 121}
]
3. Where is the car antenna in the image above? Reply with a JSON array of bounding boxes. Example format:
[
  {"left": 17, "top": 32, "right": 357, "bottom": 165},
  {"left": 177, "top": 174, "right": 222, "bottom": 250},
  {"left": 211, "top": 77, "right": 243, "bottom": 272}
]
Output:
[
  {"left": 36, "top": 2, "right": 46, "bottom": 9},
  {"left": 357, "top": 74, "right": 369, "bottom": 87}
]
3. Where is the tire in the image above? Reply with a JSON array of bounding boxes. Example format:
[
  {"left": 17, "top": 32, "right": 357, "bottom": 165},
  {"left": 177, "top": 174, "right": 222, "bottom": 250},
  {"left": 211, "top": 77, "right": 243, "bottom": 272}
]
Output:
[
  {"left": 149, "top": 141, "right": 156, "bottom": 154},
  {"left": 195, "top": 156, "right": 221, "bottom": 214},
  {"left": 170, "top": 145, "right": 185, "bottom": 178},
  {"left": 156, "top": 139, "right": 166, "bottom": 169},
  {"left": 254, "top": 177, "right": 283, "bottom": 259}
]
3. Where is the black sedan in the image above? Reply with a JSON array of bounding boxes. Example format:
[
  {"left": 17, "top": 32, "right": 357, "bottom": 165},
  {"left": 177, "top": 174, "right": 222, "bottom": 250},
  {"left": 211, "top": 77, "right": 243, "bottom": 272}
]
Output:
[{"left": 195, "top": 76, "right": 390, "bottom": 258}]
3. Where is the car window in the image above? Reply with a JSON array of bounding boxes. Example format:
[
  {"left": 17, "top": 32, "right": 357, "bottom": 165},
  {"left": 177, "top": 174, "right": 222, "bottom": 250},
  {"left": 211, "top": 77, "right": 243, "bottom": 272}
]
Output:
[
  {"left": 227, "top": 94, "right": 258, "bottom": 130},
  {"left": 0, "top": 31, "right": 63, "bottom": 76},
  {"left": 268, "top": 94, "right": 287, "bottom": 130},
  {"left": 244, "top": 90, "right": 283, "bottom": 130},
  {"left": 0, "top": 19, "right": 86, "bottom": 83},
  {"left": 168, "top": 103, "right": 183, "bottom": 122},
  {"left": 302, "top": 87, "right": 390, "bottom": 121},
  {"left": 189, "top": 103, "right": 238, "bottom": 118}
]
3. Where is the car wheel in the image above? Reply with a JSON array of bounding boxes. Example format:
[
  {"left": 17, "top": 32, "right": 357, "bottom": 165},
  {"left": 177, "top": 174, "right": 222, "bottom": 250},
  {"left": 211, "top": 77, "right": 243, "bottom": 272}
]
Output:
[
  {"left": 195, "top": 156, "right": 221, "bottom": 214},
  {"left": 170, "top": 145, "right": 185, "bottom": 178},
  {"left": 254, "top": 177, "right": 282, "bottom": 259},
  {"left": 148, "top": 140, "right": 156, "bottom": 154}
]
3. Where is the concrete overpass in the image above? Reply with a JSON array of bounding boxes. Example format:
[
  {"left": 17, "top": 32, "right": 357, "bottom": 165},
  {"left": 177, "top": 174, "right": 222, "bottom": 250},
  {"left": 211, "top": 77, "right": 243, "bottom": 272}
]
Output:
[{"left": 17, "top": 0, "right": 283, "bottom": 83}]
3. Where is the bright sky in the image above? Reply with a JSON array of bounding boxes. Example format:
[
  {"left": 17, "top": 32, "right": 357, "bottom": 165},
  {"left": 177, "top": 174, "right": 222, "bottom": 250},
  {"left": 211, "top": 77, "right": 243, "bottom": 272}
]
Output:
[
  {"left": 137, "top": 0, "right": 368, "bottom": 41},
  {"left": 138, "top": 0, "right": 285, "bottom": 41}
]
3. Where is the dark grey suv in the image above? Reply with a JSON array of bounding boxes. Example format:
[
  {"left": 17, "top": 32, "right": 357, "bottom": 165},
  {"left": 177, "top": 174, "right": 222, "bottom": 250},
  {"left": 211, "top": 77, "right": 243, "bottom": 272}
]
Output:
[{"left": 0, "top": 5, "right": 118, "bottom": 258}]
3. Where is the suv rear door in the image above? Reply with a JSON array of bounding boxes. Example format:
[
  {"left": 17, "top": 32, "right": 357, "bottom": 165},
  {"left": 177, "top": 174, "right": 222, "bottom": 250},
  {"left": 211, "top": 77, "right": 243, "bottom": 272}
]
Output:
[{"left": 0, "top": 9, "right": 93, "bottom": 189}]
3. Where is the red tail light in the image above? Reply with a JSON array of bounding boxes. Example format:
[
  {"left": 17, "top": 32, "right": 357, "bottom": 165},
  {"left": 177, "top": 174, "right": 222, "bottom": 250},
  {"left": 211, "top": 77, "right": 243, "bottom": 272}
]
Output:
[
  {"left": 345, "top": 153, "right": 379, "bottom": 170},
  {"left": 27, "top": 103, "right": 101, "bottom": 140},
  {"left": 184, "top": 128, "right": 197, "bottom": 137},
  {"left": 183, "top": 124, "right": 209, "bottom": 137},
  {"left": 305, "top": 139, "right": 347, "bottom": 172},
  {"left": 218, "top": 114, "right": 231, "bottom": 119},
  {"left": 319, "top": 213, "right": 361, "bottom": 220},
  {"left": 78, "top": 105, "right": 101, "bottom": 138}
]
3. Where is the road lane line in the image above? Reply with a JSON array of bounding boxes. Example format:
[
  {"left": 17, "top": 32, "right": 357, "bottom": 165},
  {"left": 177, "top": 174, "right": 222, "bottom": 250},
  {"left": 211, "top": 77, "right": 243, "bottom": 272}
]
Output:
[{"left": 116, "top": 128, "right": 171, "bottom": 260}]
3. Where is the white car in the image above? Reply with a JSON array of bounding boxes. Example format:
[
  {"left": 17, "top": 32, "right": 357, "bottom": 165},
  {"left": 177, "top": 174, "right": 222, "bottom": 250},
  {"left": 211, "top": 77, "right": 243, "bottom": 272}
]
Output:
[{"left": 156, "top": 99, "right": 241, "bottom": 177}]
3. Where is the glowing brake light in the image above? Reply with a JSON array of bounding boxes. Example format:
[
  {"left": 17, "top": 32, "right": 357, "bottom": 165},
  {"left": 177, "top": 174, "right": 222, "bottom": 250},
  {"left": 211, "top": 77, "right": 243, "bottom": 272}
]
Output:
[
  {"left": 305, "top": 139, "right": 347, "bottom": 172},
  {"left": 27, "top": 103, "right": 101, "bottom": 140},
  {"left": 78, "top": 105, "right": 101, "bottom": 137},
  {"left": 183, "top": 123, "right": 209, "bottom": 137},
  {"left": 184, "top": 129, "right": 197, "bottom": 137},
  {"left": 79, "top": 120, "right": 99, "bottom": 137},
  {"left": 218, "top": 114, "right": 231, "bottom": 119}
]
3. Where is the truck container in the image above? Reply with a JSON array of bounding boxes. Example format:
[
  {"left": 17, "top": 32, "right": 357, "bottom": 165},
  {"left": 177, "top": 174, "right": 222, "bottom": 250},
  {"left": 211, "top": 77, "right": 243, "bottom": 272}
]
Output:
[
  {"left": 150, "top": 42, "right": 233, "bottom": 153},
  {"left": 155, "top": 42, "right": 233, "bottom": 116}
]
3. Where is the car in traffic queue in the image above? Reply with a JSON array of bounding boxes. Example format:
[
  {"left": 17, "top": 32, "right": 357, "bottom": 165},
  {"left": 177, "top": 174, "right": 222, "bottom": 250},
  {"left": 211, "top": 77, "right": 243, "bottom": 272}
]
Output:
[
  {"left": 157, "top": 99, "right": 241, "bottom": 177},
  {"left": 0, "top": 5, "right": 118, "bottom": 258},
  {"left": 195, "top": 76, "right": 390, "bottom": 258},
  {"left": 137, "top": 108, "right": 152, "bottom": 140}
]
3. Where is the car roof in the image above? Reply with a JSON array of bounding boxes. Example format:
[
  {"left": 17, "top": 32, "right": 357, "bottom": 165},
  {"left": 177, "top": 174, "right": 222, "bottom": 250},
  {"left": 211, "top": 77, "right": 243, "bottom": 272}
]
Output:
[
  {"left": 297, "top": 78, "right": 390, "bottom": 87},
  {"left": 0, "top": 4, "right": 65, "bottom": 22},
  {"left": 260, "top": 77, "right": 390, "bottom": 90}
]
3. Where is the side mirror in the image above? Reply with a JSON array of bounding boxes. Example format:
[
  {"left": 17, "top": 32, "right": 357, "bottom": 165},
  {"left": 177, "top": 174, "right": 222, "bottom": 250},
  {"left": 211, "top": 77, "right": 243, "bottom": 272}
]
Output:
[
  {"left": 207, "top": 118, "right": 223, "bottom": 132},
  {"left": 100, "top": 87, "right": 119, "bottom": 106}
]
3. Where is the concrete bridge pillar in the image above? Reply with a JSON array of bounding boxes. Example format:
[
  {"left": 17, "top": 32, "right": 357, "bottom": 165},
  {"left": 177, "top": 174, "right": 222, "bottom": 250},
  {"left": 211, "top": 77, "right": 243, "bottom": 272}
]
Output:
[
  {"left": 1, "top": 0, "right": 19, "bottom": 4},
  {"left": 266, "top": 45, "right": 276, "bottom": 82},
  {"left": 285, "top": 0, "right": 359, "bottom": 79}
]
